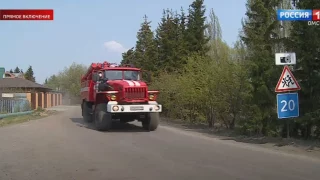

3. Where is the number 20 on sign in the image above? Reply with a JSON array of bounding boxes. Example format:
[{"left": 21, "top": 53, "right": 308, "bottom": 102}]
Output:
[{"left": 277, "top": 93, "right": 299, "bottom": 119}]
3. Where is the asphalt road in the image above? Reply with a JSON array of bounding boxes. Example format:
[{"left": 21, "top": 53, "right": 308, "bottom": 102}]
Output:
[{"left": 0, "top": 106, "right": 320, "bottom": 180}]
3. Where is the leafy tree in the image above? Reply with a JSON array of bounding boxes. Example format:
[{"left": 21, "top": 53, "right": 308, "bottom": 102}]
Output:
[
  {"left": 14, "top": 66, "right": 20, "bottom": 73},
  {"left": 273, "top": 0, "right": 293, "bottom": 52},
  {"left": 205, "top": 8, "right": 223, "bottom": 60},
  {"left": 24, "top": 65, "right": 36, "bottom": 82},
  {"left": 155, "top": 9, "right": 186, "bottom": 72},
  {"left": 150, "top": 7, "right": 251, "bottom": 129},
  {"left": 121, "top": 47, "right": 135, "bottom": 65},
  {"left": 134, "top": 15, "right": 158, "bottom": 72},
  {"left": 240, "top": 0, "right": 282, "bottom": 135},
  {"left": 185, "top": 0, "right": 210, "bottom": 56},
  {"left": 178, "top": 7, "right": 189, "bottom": 65},
  {"left": 155, "top": 9, "right": 171, "bottom": 71},
  {"left": 46, "top": 63, "right": 87, "bottom": 98},
  {"left": 205, "top": 8, "right": 222, "bottom": 41},
  {"left": 179, "top": 7, "right": 187, "bottom": 37},
  {"left": 9, "top": 69, "right": 13, "bottom": 73},
  {"left": 59, "top": 63, "right": 87, "bottom": 97},
  {"left": 113, "top": 0, "right": 320, "bottom": 138},
  {"left": 46, "top": 74, "right": 60, "bottom": 90},
  {"left": 285, "top": 0, "right": 320, "bottom": 138}
]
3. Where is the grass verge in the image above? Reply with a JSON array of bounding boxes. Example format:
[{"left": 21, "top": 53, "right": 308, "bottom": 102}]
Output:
[
  {"left": 160, "top": 117, "right": 320, "bottom": 153},
  {"left": 0, "top": 108, "right": 58, "bottom": 127}
]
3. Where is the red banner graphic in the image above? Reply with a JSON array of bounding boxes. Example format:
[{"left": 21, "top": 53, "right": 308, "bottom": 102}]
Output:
[{"left": 0, "top": 9, "right": 54, "bottom": 20}]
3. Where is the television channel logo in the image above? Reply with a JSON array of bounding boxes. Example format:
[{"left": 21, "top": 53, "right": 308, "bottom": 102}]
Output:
[
  {"left": 313, "top": 9, "right": 320, "bottom": 21},
  {"left": 277, "top": 9, "right": 312, "bottom": 21}
]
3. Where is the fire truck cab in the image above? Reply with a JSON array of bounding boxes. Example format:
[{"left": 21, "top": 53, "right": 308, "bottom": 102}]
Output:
[{"left": 80, "top": 61, "right": 161, "bottom": 131}]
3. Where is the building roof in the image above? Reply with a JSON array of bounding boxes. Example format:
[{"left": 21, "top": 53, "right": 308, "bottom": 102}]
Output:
[
  {"left": 4, "top": 72, "right": 25, "bottom": 78},
  {"left": 0, "top": 78, "right": 51, "bottom": 90}
]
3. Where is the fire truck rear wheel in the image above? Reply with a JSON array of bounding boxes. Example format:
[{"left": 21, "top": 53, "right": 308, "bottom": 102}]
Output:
[
  {"left": 142, "top": 112, "right": 160, "bottom": 131},
  {"left": 94, "top": 103, "right": 112, "bottom": 131},
  {"left": 82, "top": 101, "right": 93, "bottom": 123}
]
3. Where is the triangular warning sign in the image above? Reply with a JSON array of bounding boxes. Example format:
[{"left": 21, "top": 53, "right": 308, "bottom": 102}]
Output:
[{"left": 275, "top": 66, "right": 301, "bottom": 92}]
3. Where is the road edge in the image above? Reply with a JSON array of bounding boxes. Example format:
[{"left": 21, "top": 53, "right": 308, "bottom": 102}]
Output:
[{"left": 159, "top": 124, "right": 320, "bottom": 163}]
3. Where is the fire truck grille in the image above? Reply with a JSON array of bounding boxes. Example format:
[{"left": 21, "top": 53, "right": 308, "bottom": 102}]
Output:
[{"left": 124, "top": 87, "right": 146, "bottom": 100}]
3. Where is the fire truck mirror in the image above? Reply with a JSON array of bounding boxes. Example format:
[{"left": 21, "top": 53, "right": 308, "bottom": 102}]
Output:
[
  {"left": 143, "top": 71, "right": 152, "bottom": 83},
  {"left": 92, "top": 73, "right": 99, "bottom": 82},
  {"left": 147, "top": 73, "right": 151, "bottom": 82}
]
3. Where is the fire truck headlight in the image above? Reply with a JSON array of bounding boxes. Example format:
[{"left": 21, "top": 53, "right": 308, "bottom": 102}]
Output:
[
  {"left": 112, "top": 105, "right": 119, "bottom": 111},
  {"left": 110, "top": 95, "right": 116, "bottom": 101},
  {"left": 154, "top": 105, "right": 160, "bottom": 111},
  {"left": 149, "top": 94, "right": 154, "bottom": 100}
]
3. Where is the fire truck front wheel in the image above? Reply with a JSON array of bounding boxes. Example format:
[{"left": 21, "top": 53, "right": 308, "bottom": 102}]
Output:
[
  {"left": 142, "top": 112, "right": 160, "bottom": 131},
  {"left": 82, "top": 101, "right": 93, "bottom": 123},
  {"left": 94, "top": 103, "right": 112, "bottom": 131}
]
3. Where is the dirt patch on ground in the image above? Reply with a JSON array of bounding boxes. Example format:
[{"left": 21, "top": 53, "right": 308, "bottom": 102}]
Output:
[{"left": 160, "top": 117, "right": 320, "bottom": 159}]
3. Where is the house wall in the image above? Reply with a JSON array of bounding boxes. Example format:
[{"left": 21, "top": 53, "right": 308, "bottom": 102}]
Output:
[
  {"left": 26, "top": 92, "right": 63, "bottom": 110},
  {"left": 38, "top": 92, "right": 44, "bottom": 108}
]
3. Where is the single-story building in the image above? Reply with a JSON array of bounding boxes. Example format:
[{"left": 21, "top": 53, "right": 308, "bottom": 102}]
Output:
[{"left": 0, "top": 77, "right": 63, "bottom": 109}]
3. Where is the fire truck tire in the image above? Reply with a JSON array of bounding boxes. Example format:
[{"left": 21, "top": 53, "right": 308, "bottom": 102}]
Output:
[
  {"left": 82, "top": 101, "right": 93, "bottom": 123},
  {"left": 94, "top": 103, "right": 112, "bottom": 131},
  {"left": 142, "top": 112, "right": 160, "bottom": 131}
]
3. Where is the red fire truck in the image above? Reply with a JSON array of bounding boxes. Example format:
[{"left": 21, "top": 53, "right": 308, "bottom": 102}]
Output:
[{"left": 80, "top": 61, "right": 161, "bottom": 131}]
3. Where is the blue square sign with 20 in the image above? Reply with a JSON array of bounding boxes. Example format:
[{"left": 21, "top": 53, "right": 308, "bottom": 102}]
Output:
[{"left": 277, "top": 93, "right": 299, "bottom": 119}]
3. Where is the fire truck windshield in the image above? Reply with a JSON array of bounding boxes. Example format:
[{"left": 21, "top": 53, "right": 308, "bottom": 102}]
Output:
[{"left": 104, "top": 70, "right": 140, "bottom": 81}]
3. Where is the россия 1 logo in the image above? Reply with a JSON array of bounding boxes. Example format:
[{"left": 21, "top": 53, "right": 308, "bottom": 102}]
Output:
[
  {"left": 277, "top": 9, "right": 312, "bottom": 21},
  {"left": 313, "top": 9, "right": 320, "bottom": 21},
  {"left": 277, "top": 9, "right": 320, "bottom": 26}
]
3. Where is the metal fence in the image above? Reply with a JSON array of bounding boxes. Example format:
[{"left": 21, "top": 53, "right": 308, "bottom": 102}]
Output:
[{"left": 0, "top": 98, "right": 31, "bottom": 114}]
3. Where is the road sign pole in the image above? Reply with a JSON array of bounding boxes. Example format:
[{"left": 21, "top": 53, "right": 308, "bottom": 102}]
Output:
[
  {"left": 275, "top": 52, "right": 300, "bottom": 139},
  {"left": 275, "top": 52, "right": 300, "bottom": 137},
  {"left": 287, "top": 119, "right": 290, "bottom": 138}
]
